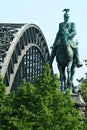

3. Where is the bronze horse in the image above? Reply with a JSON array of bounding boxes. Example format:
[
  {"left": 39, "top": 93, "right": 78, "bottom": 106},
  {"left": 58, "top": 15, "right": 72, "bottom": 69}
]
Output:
[
  {"left": 50, "top": 25, "right": 77, "bottom": 92},
  {"left": 55, "top": 41, "right": 76, "bottom": 91}
]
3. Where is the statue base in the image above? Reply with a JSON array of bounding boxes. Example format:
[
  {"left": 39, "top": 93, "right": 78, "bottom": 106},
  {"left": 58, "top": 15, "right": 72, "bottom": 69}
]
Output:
[{"left": 71, "top": 93, "right": 86, "bottom": 121}]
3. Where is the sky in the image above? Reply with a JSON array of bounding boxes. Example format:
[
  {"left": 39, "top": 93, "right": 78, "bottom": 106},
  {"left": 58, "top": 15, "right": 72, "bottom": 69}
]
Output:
[{"left": 0, "top": 0, "right": 87, "bottom": 85}]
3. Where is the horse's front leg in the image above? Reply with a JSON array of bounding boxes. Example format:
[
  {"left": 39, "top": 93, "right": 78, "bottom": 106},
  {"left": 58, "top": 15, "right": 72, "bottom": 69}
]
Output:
[
  {"left": 64, "top": 73, "right": 67, "bottom": 90},
  {"left": 58, "top": 66, "right": 63, "bottom": 91},
  {"left": 67, "top": 62, "right": 72, "bottom": 90}
]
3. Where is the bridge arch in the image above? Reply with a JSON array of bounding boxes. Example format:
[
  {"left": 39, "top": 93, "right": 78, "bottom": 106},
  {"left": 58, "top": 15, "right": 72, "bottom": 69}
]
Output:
[{"left": 0, "top": 23, "right": 52, "bottom": 93}]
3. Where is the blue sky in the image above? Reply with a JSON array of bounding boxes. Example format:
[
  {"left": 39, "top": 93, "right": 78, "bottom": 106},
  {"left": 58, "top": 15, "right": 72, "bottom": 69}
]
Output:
[{"left": 0, "top": 0, "right": 87, "bottom": 85}]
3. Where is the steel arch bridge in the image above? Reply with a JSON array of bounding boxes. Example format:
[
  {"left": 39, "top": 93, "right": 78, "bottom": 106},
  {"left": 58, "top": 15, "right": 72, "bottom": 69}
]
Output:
[{"left": 0, "top": 23, "right": 53, "bottom": 93}]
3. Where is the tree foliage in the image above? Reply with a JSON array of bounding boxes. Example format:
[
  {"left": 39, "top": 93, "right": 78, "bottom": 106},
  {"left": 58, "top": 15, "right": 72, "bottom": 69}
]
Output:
[
  {"left": 0, "top": 63, "right": 83, "bottom": 129},
  {"left": 79, "top": 78, "right": 87, "bottom": 129},
  {"left": 80, "top": 79, "right": 87, "bottom": 103}
]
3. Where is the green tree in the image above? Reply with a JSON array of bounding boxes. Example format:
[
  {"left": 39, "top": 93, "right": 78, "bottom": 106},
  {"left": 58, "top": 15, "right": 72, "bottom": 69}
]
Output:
[
  {"left": 0, "top": 63, "right": 83, "bottom": 129},
  {"left": 80, "top": 78, "right": 87, "bottom": 103}
]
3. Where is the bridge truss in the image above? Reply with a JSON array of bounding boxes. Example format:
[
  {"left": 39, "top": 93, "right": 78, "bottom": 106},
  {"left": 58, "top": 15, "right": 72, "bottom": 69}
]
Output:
[{"left": 0, "top": 23, "right": 52, "bottom": 93}]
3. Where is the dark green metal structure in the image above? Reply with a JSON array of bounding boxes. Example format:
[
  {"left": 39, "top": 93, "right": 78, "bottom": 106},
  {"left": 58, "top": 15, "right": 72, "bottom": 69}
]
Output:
[{"left": 0, "top": 23, "right": 52, "bottom": 93}]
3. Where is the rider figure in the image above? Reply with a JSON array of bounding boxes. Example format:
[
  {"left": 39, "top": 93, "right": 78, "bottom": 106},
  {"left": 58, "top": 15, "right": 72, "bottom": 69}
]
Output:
[{"left": 50, "top": 9, "right": 82, "bottom": 68}]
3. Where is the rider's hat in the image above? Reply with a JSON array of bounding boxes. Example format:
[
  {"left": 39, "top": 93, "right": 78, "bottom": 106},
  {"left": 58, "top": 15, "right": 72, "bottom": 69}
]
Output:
[{"left": 63, "top": 9, "right": 70, "bottom": 18}]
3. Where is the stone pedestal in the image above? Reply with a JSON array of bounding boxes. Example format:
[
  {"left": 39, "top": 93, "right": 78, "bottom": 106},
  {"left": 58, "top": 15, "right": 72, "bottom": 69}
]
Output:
[{"left": 71, "top": 93, "right": 86, "bottom": 120}]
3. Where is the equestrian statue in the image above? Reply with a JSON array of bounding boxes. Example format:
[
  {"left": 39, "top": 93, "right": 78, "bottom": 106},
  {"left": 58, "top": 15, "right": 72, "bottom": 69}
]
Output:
[{"left": 49, "top": 9, "right": 82, "bottom": 92}]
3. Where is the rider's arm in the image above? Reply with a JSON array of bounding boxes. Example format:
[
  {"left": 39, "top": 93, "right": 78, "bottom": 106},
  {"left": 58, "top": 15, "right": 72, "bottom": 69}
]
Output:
[{"left": 68, "top": 22, "right": 76, "bottom": 39}]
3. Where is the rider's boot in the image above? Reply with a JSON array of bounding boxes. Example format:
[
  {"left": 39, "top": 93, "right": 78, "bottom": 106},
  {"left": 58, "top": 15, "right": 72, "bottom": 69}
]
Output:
[
  {"left": 74, "top": 48, "right": 83, "bottom": 68},
  {"left": 77, "top": 61, "right": 83, "bottom": 68}
]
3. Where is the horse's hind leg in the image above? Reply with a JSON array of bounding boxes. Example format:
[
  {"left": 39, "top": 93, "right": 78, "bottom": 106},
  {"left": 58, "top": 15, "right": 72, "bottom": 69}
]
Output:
[
  {"left": 71, "top": 64, "right": 76, "bottom": 92},
  {"left": 71, "top": 66, "right": 75, "bottom": 83},
  {"left": 58, "top": 64, "right": 66, "bottom": 91}
]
